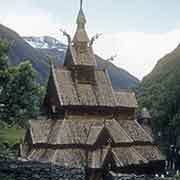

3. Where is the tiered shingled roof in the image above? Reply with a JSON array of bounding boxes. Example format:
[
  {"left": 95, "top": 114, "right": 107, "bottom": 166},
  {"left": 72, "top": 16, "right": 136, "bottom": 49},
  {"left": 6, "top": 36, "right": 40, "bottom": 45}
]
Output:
[
  {"left": 27, "top": 145, "right": 164, "bottom": 169},
  {"left": 27, "top": 116, "right": 165, "bottom": 168},
  {"left": 22, "top": 0, "right": 165, "bottom": 173},
  {"left": 50, "top": 65, "right": 137, "bottom": 108},
  {"left": 29, "top": 118, "right": 133, "bottom": 145}
]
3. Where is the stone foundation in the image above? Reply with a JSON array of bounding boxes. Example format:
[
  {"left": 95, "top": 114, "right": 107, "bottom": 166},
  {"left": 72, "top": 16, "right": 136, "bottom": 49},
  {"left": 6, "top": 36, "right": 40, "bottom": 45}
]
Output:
[
  {"left": 0, "top": 160, "right": 175, "bottom": 180},
  {"left": 0, "top": 160, "right": 85, "bottom": 180}
]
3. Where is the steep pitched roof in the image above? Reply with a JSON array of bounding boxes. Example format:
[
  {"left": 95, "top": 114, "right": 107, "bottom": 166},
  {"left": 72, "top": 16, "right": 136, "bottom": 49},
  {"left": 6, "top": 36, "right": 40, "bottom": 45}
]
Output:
[
  {"left": 65, "top": 45, "right": 96, "bottom": 66},
  {"left": 115, "top": 91, "right": 138, "bottom": 108},
  {"left": 133, "top": 145, "right": 165, "bottom": 161},
  {"left": 73, "top": 29, "right": 89, "bottom": 43},
  {"left": 28, "top": 118, "right": 133, "bottom": 146},
  {"left": 28, "top": 146, "right": 162, "bottom": 169},
  {"left": 28, "top": 149, "right": 56, "bottom": 163},
  {"left": 28, "top": 148, "right": 86, "bottom": 168},
  {"left": 50, "top": 66, "right": 137, "bottom": 108},
  {"left": 118, "top": 120, "right": 153, "bottom": 142},
  {"left": 54, "top": 149, "right": 86, "bottom": 168},
  {"left": 29, "top": 119, "right": 55, "bottom": 144},
  {"left": 52, "top": 67, "right": 117, "bottom": 107},
  {"left": 52, "top": 68, "right": 79, "bottom": 106},
  {"left": 88, "top": 146, "right": 147, "bottom": 169},
  {"left": 27, "top": 118, "right": 164, "bottom": 168},
  {"left": 105, "top": 120, "right": 133, "bottom": 143},
  {"left": 112, "top": 147, "right": 148, "bottom": 167}
]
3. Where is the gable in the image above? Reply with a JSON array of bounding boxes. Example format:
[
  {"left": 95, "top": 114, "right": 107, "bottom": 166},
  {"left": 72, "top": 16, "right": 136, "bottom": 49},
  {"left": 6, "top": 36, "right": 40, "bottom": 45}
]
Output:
[
  {"left": 95, "top": 127, "right": 114, "bottom": 146},
  {"left": 64, "top": 47, "right": 74, "bottom": 67},
  {"left": 43, "top": 68, "right": 61, "bottom": 110},
  {"left": 64, "top": 45, "right": 96, "bottom": 67},
  {"left": 105, "top": 120, "right": 133, "bottom": 143}
]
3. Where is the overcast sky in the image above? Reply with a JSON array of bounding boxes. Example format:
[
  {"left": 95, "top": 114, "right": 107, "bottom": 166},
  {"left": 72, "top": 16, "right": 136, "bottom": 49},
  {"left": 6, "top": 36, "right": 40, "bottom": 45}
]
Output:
[{"left": 1, "top": 0, "right": 180, "bottom": 79}]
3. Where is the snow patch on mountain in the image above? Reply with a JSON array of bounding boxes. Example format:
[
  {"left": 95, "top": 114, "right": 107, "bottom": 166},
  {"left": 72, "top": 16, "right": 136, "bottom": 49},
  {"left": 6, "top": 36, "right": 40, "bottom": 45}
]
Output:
[{"left": 23, "top": 36, "right": 67, "bottom": 51}]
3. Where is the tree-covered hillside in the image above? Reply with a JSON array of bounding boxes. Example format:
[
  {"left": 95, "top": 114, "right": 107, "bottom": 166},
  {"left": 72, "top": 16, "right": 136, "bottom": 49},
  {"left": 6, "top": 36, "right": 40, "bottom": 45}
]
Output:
[{"left": 137, "top": 44, "right": 180, "bottom": 146}]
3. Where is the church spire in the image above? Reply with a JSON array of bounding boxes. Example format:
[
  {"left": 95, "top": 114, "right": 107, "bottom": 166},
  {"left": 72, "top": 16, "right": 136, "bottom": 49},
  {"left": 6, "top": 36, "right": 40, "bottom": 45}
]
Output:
[
  {"left": 76, "top": 0, "right": 86, "bottom": 28},
  {"left": 64, "top": 0, "right": 96, "bottom": 67},
  {"left": 80, "top": 0, "right": 83, "bottom": 9},
  {"left": 73, "top": 0, "right": 89, "bottom": 43}
]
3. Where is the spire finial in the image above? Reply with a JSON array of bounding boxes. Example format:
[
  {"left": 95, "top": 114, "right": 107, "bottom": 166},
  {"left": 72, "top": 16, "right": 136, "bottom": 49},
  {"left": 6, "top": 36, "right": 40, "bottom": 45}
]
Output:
[
  {"left": 76, "top": 0, "right": 86, "bottom": 28},
  {"left": 80, "top": 0, "right": 83, "bottom": 9}
]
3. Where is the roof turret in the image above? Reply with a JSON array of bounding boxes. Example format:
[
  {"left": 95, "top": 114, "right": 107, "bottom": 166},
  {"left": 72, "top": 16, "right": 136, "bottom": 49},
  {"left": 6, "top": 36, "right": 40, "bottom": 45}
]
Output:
[{"left": 141, "top": 107, "right": 152, "bottom": 119}]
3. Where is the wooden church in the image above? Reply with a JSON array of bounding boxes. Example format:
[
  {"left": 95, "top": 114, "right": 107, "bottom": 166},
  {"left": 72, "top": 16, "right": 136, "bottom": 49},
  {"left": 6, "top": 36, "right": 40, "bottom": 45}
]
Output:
[{"left": 21, "top": 1, "right": 165, "bottom": 179}]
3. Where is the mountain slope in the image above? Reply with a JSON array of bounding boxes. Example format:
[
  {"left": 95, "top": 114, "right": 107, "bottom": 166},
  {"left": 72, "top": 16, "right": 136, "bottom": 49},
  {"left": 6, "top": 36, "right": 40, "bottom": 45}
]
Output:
[
  {"left": 137, "top": 44, "right": 180, "bottom": 142},
  {"left": 0, "top": 24, "right": 49, "bottom": 83},
  {"left": 0, "top": 24, "right": 139, "bottom": 89},
  {"left": 95, "top": 55, "right": 139, "bottom": 89}
]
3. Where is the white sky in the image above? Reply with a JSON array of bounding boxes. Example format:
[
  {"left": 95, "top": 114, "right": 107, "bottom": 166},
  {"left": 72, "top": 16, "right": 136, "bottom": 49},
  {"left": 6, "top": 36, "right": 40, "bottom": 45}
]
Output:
[{"left": 0, "top": 0, "right": 180, "bottom": 79}]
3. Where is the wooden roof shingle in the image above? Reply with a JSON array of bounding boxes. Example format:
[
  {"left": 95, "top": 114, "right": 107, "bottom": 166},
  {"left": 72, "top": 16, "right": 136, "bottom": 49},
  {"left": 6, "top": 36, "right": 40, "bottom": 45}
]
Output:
[
  {"left": 28, "top": 147, "right": 150, "bottom": 169},
  {"left": 29, "top": 118, "right": 133, "bottom": 146},
  {"left": 52, "top": 67, "right": 138, "bottom": 108},
  {"left": 133, "top": 145, "right": 165, "bottom": 161},
  {"left": 105, "top": 120, "right": 133, "bottom": 143},
  {"left": 115, "top": 91, "right": 138, "bottom": 108},
  {"left": 69, "top": 45, "right": 97, "bottom": 66},
  {"left": 118, "top": 120, "right": 153, "bottom": 143},
  {"left": 112, "top": 147, "right": 148, "bottom": 167},
  {"left": 28, "top": 149, "right": 86, "bottom": 168}
]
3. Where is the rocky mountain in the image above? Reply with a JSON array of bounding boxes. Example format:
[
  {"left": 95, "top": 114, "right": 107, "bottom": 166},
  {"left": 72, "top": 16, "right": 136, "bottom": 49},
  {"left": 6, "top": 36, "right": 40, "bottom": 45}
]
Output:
[
  {"left": 0, "top": 24, "right": 139, "bottom": 89},
  {"left": 137, "top": 43, "right": 180, "bottom": 143}
]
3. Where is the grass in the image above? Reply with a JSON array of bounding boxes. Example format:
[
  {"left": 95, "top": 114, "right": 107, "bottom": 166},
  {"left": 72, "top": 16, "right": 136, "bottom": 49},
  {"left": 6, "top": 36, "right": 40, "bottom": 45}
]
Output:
[{"left": 0, "top": 127, "right": 25, "bottom": 145}]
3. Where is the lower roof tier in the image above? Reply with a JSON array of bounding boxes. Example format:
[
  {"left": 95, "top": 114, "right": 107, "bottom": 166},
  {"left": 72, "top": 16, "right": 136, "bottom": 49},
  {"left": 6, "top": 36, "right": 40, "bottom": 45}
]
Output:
[
  {"left": 28, "top": 118, "right": 153, "bottom": 146},
  {"left": 24, "top": 117, "right": 164, "bottom": 169},
  {"left": 26, "top": 145, "right": 165, "bottom": 169}
]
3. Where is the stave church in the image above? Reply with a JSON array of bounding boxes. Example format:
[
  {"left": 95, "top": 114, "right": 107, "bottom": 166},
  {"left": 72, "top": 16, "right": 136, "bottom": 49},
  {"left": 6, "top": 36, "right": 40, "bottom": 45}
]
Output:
[{"left": 21, "top": 1, "right": 165, "bottom": 179}]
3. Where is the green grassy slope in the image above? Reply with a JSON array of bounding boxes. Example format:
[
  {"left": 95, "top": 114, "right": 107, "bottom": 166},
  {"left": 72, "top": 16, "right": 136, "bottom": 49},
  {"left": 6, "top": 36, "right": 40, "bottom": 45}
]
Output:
[{"left": 0, "top": 128, "right": 25, "bottom": 145}]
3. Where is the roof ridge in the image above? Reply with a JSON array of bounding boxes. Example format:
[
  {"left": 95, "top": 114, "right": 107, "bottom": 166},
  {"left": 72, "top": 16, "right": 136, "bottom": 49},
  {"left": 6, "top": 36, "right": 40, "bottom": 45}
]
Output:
[{"left": 51, "top": 64, "right": 63, "bottom": 105}]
